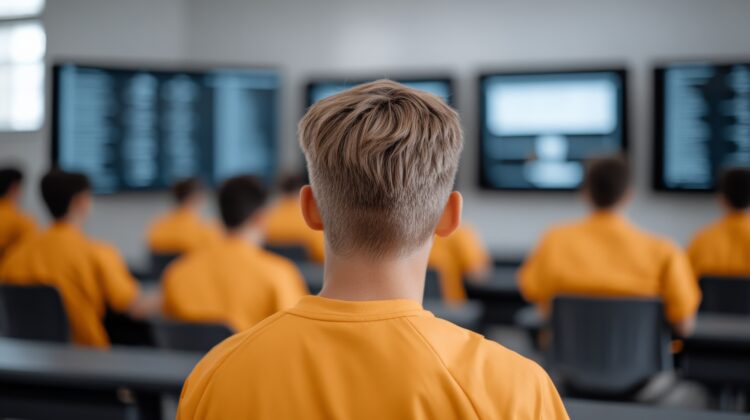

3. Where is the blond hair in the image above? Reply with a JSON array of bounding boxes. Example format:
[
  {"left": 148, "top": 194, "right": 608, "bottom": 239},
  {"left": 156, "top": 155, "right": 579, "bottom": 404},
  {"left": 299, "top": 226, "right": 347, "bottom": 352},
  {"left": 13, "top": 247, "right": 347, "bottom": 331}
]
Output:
[{"left": 299, "top": 80, "right": 463, "bottom": 258}]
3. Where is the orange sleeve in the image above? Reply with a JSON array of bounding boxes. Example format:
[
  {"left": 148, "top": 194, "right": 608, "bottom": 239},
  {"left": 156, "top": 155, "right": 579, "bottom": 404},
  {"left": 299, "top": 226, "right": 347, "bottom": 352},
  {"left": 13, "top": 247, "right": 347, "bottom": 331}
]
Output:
[
  {"left": 18, "top": 214, "right": 37, "bottom": 242},
  {"left": 518, "top": 233, "right": 555, "bottom": 307},
  {"left": 685, "top": 231, "right": 709, "bottom": 277},
  {"left": 93, "top": 242, "right": 139, "bottom": 313},
  {"left": 660, "top": 246, "right": 701, "bottom": 324},
  {"left": 450, "top": 226, "right": 490, "bottom": 274}
]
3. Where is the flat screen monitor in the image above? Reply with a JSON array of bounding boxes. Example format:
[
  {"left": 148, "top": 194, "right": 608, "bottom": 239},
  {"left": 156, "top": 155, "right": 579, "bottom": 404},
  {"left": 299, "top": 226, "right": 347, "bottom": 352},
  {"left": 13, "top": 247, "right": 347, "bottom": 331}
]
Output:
[
  {"left": 306, "top": 77, "right": 454, "bottom": 107},
  {"left": 479, "top": 68, "right": 628, "bottom": 190},
  {"left": 52, "top": 62, "right": 280, "bottom": 194},
  {"left": 654, "top": 61, "right": 750, "bottom": 191}
]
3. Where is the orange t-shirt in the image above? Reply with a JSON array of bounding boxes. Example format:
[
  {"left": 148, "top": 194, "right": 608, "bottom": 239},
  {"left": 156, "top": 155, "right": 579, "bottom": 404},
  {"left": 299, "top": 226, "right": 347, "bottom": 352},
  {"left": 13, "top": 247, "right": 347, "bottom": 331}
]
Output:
[
  {"left": 265, "top": 196, "right": 325, "bottom": 262},
  {"left": 147, "top": 208, "right": 221, "bottom": 254},
  {"left": 428, "top": 225, "right": 490, "bottom": 302},
  {"left": 0, "top": 199, "right": 36, "bottom": 261},
  {"left": 519, "top": 213, "right": 701, "bottom": 324},
  {"left": 0, "top": 223, "right": 139, "bottom": 347},
  {"left": 162, "top": 238, "right": 308, "bottom": 332},
  {"left": 177, "top": 296, "right": 568, "bottom": 419},
  {"left": 687, "top": 213, "right": 750, "bottom": 277}
]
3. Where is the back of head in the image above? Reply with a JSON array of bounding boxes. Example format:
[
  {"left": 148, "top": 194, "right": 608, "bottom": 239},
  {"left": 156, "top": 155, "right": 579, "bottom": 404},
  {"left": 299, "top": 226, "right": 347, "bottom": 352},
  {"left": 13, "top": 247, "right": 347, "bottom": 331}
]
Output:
[
  {"left": 218, "top": 175, "right": 269, "bottom": 230},
  {"left": 299, "top": 80, "right": 463, "bottom": 258},
  {"left": 719, "top": 167, "right": 750, "bottom": 211},
  {"left": 584, "top": 156, "right": 631, "bottom": 210},
  {"left": 172, "top": 178, "right": 202, "bottom": 206},
  {"left": 41, "top": 169, "right": 91, "bottom": 220},
  {"left": 278, "top": 172, "right": 308, "bottom": 195},
  {"left": 0, "top": 167, "right": 23, "bottom": 198}
]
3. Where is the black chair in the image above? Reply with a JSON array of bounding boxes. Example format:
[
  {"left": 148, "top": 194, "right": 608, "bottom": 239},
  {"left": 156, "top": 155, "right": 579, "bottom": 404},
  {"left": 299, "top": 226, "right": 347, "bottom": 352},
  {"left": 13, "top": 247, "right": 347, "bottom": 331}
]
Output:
[
  {"left": 264, "top": 244, "right": 309, "bottom": 262},
  {"left": 423, "top": 269, "right": 443, "bottom": 299},
  {"left": 699, "top": 276, "right": 750, "bottom": 315},
  {"left": 550, "top": 295, "right": 671, "bottom": 399},
  {"left": 0, "top": 284, "right": 70, "bottom": 343},
  {"left": 151, "top": 319, "right": 233, "bottom": 353},
  {"left": 149, "top": 252, "right": 181, "bottom": 279}
]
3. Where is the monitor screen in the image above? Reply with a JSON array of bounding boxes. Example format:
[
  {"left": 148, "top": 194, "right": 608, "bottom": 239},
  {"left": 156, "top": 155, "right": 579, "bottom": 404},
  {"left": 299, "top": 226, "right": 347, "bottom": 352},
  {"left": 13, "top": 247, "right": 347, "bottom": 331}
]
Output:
[
  {"left": 654, "top": 61, "right": 750, "bottom": 191},
  {"left": 479, "top": 69, "right": 628, "bottom": 190},
  {"left": 52, "top": 63, "right": 280, "bottom": 194},
  {"left": 306, "top": 77, "right": 454, "bottom": 107}
]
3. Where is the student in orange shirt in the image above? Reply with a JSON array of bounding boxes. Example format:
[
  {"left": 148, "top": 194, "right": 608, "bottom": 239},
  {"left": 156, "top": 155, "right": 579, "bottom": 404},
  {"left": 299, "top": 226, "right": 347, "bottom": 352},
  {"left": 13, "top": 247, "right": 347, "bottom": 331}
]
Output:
[
  {"left": 0, "top": 170, "right": 158, "bottom": 347},
  {"left": 162, "top": 175, "right": 308, "bottom": 332},
  {"left": 177, "top": 81, "right": 567, "bottom": 419},
  {"left": 0, "top": 167, "right": 37, "bottom": 261},
  {"left": 265, "top": 172, "right": 325, "bottom": 262},
  {"left": 688, "top": 168, "right": 750, "bottom": 276},
  {"left": 429, "top": 223, "right": 491, "bottom": 301},
  {"left": 146, "top": 177, "right": 220, "bottom": 255},
  {"left": 519, "top": 156, "right": 701, "bottom": 337}
]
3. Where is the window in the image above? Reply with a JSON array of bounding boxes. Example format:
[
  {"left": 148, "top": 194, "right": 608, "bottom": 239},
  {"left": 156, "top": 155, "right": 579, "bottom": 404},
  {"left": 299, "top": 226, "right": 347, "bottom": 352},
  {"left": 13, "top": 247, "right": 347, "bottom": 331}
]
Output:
[{"left": 0, "top": 0, "right": 45, "bottom": 131}]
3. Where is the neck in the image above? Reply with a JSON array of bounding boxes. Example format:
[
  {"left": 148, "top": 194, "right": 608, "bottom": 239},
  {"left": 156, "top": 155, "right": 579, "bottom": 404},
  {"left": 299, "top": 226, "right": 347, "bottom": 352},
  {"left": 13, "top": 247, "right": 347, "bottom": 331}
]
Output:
[
  {"left": 226, "top": 225, "right": 263, "bottom": 246},
  {"left": 59, "top": 214, "right": 84, "bottom": 229},
  {"left": 319, "top": 243, "right": 431, "bottom": 303}
]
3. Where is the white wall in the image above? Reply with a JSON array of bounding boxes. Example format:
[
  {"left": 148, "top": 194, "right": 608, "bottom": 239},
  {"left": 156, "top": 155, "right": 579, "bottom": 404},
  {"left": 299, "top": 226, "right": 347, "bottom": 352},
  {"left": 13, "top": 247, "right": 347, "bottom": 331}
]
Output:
[{"left": 2, "top": 0, "right": 749, "bottom": 260}]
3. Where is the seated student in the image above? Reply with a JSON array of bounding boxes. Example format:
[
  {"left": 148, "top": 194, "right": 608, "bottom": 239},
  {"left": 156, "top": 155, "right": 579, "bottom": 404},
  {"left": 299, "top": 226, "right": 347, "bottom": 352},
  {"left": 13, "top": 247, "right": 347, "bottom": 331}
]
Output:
[
  {"left": 519, "top": 156, "right": 701, "bottom": 337},
  {"left": 0, "top": 170, "right": 157, "bottom": 347},
  {"left": 265, "top": 172, "right": 325, "bottom": 262},
  {"left": 162, "top": 176, "right": 308, "bottom": 332},
  {"left": 429, "top": 224, "right": 491, "bottom": 301},
  {"left": 147, "top": 177, "right": 220, "bottom": 255},
  {"left": 177, "top": 81, "right": 567, "bottom": 419},
  {"left": 688, "top": 168, "right": 750, "bottom": 276},
  {"left": 0, "top": 167, "right": 37, "bottom": 261}
]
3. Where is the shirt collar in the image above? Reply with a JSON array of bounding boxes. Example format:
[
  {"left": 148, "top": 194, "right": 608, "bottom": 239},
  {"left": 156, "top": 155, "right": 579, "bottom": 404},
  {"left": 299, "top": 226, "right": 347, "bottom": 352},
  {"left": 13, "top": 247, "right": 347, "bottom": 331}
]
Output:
[{"left": 289, "top": 295, "right": 427, "bottom": 322}]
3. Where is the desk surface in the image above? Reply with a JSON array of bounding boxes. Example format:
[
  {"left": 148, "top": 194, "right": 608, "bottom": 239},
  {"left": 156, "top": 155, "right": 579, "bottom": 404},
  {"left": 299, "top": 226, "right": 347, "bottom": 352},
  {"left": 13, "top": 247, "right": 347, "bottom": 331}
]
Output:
[
  {"left": 0, "top": 338, "right": 200, "bottom": 393},
  {"left": 565, "top": 399, "right": 750, "bottom": 420}
]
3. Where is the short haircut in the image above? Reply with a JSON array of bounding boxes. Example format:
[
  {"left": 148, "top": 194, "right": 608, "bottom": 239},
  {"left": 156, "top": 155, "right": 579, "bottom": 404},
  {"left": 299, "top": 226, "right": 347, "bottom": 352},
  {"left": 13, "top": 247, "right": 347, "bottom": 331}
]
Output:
[
  {"left": 218, "top": 175, "right": 268, "bottom": 229},
  {"left": 584, "top": 156, "right": 631, "bottom": 209},
  {"left": 299, "top": 80, "right": 463, "bottom": 258},
  {"left": 278, "top": 172, "right": 308, "bottom": 194},
  {"left": 172, "top": 178, "right": 202, "bottom": 205},
  {"left": 719, "top": 168, "right": 750, "bottom": 210},
  {"left": 41, "top": 170, "right": 91, "bottom": 220},
  {"left": 0, "top": 167, "right": 23, "bottom": 197}
]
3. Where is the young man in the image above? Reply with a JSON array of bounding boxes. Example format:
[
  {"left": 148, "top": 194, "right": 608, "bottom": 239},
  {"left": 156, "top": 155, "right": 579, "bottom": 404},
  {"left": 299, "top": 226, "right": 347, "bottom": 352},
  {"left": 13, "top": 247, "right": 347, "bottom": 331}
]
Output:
[
  {"left": 177, "top": 81, "right": 567, "bottom": 419},
  {"left": 688, "top": 168, "right": 750, "bottom": 276},
  {"left": 429, "top": 224, "right": 491, "bottom": 301},
  {"left": 162, "top": 176, "right": 308, "bottom": 332},
  {"left": 0, "top": 167, "right": 36, "bottom": 261},
  {"left": 0, "top": 170, "right": 157, "bottom": 347},
  {"left": 147, "top": 177, "right": 220, "bottom": 255},
  {"left": 265, "top": 172, "right": 325, "bottom": 262},
  {"left": 519, "top": 156, "right": 701, "bottom": 337}
]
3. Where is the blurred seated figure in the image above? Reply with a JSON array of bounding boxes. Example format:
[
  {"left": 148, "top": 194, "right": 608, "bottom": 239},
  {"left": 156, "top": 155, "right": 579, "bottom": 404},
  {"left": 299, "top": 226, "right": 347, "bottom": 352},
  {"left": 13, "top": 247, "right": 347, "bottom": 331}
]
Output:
[
  {"left": 162, "top": 176, "right": 308, "bottom": 332},
  {"left": 518, "top": 156, "right": 701, "bottom": 337},
  {"left": 265, "top": 172, "right": 325, "bottom": 262},
  {"left": 688, "top": 168, "right": 750, "bottom": 277},
  {"left": 146, "top": 177, "right": 221, "bottom": 255},
  {"left": 0, "top": 167, "right": 37, "bottom": 262},
  {"left": 0, "top": 170, "right": 158, "bottom": 347},
  {"left": 428, "top": 224, "right": 491, "bottom": 302}
]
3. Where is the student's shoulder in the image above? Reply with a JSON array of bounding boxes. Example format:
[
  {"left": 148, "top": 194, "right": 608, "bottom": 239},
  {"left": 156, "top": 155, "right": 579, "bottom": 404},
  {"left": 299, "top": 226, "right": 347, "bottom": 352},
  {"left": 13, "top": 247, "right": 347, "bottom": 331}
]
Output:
[
  {"left": 257, "top": 248, "right": 302, "bottom": 275},
  {"left": 689, "top": 218, "right": 726, "bottom": 247},
  {"left": 541, "top": 219, "right": 586, "bottom": 242}
]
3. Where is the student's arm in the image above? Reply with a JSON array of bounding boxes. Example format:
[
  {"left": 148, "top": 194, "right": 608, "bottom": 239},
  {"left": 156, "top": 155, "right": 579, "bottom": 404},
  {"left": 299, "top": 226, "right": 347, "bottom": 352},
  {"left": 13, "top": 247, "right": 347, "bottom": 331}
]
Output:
[
  {"left": 518, "top": 233, "right": 555, "bottom": 306},
  {"left": 93, "top": 243, "right": 160, "bottom": 319},
  {"left": 451, "top": 226, "right": 491, "bottom": 283},
  {"left": 660, "top": 246, "right": 701, "bottom": 337}
]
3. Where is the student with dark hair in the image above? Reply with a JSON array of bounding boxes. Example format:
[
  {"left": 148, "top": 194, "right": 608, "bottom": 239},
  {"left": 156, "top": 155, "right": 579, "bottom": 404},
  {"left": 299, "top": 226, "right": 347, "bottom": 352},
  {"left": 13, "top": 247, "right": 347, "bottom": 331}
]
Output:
[
  {"left": 519, "top": 156, "right": 701, "bottom": 337},
  {"left": 146, "top": 177, "right": 220, "bottom": 255},
  {"left": 688, "top": 167, "right": 750, "bottom": 276},
  {"left": 265, "top": 172, "right": 325, "bottom": 262},
  {"left": 0, "top": 170, "right": 158, "bottom": 347},
  {"left": 162, "top": 175, "right": 308, "bottom": 332},
  {"left": 0, "top": 167, "right": 36, "bottom": 260}
]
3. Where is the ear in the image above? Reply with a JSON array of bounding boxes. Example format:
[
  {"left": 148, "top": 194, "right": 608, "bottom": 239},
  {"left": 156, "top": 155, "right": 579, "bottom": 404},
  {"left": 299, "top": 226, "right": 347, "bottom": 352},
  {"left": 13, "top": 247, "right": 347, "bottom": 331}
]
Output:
[
  {"left": 434, "top": 191, "right": 462, "bottom": 237},
  {"left": 300, "top": 185, "right": 324, "bottom": 231}
]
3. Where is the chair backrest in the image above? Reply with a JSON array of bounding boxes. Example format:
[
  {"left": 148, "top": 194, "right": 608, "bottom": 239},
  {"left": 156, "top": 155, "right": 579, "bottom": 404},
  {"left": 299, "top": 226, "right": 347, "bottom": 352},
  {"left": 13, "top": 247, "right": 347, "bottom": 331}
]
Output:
[
  {"left": 550, "top": 295, "right": 671, "bottom": 398},
  {"left": 0, "top": 284, "right": 70, "bottom": 343},
  {"left": 423, "top": 269, "right": 442, "bottom": 299},
  {"left": 150, "top": 252, "right": 181, "bottom": 279},
  {"left": 699, "top": 276, "right": 750, "bottom": 315},
  {"left": 264, "top": 245, "right": 309, "bottom": 262},
  {"left": 151, "top": 319, "right": 233, "bottom": 353}
]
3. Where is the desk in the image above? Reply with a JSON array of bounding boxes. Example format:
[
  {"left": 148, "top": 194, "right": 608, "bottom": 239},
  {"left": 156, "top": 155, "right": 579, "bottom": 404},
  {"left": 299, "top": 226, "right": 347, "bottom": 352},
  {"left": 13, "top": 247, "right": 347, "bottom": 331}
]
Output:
[
  {"left": 566, "top": 399, "right": 750, "bottom": 420},
  {"left": 465, "top": 266, "right": 525, "bottom": 325}
]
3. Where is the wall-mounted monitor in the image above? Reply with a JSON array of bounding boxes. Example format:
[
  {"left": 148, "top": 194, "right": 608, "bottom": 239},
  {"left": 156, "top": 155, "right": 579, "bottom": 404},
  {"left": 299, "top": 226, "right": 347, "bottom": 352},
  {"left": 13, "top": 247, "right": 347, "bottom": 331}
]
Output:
[
  {"left": 305, "top": 76, "right": 454, "bottom": 107},
  {"left": 52, "top": 62, "right": 280, "bottom": 194},
  {"left": 479, "top": 68, "right": 628, "bottom": 191},
  {"left": 654, "top": 61, "right": 750, "bottom": 191}
]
